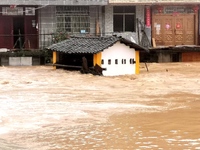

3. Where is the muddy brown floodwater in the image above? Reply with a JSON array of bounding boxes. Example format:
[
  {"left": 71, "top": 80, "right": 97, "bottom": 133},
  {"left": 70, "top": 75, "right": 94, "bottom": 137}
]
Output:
[{"left": 0, "top": 62, "right": 200, "bottom": 150}]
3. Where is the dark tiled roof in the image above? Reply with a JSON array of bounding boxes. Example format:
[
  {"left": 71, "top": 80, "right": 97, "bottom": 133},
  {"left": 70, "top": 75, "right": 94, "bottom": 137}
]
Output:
[{"left": 46, "top": 36, "right": 149, "bottom": 54}]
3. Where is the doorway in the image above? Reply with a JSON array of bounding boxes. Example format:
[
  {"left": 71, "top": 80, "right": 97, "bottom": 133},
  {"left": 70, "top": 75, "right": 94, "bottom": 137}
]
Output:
[
  {"left": 13, "top": 17, "right": 24, "bottom": 49},
  {"left": 172, "top": 53, "right": 180, "bottom": 62}
]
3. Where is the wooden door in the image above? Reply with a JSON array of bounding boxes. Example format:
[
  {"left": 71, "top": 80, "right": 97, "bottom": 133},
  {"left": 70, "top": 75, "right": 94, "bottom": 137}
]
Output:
[
  {"left": 13, "top": 17, "right": 24, "bottom": 49},
  {"left": 152, "top": 14, "right": 195, "bottom": 46},
  {"left": 184, "top": 14, "right": 195, "bottom": 45},
  {"left": 152, "top": 16, "right": 163, "bottom": 45},
  {"left": 174, "top": 16, "right": 184, "bottom": 45},
  {"left": 182, "top": 52, "right": 200, "bottom": 62},
  {"left": 24, "top": 16, "right": 38, "bottom": 49},
  {"left": 164, "top": 16, "right": 174, "bottom": 45},
  {"left": 0, "top": 17, "right": 13, "bottom": 49}
]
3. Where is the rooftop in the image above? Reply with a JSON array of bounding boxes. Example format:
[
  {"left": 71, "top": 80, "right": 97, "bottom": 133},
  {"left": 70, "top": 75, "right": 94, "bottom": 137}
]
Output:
[{"left": 46, "top": 36, "right": 149, "bottom": 54}]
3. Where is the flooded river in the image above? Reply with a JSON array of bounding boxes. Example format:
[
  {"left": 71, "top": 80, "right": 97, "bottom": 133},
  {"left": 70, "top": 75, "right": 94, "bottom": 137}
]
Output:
[{"left": 0, "top": 63, "right": 199, "bottom": 149}]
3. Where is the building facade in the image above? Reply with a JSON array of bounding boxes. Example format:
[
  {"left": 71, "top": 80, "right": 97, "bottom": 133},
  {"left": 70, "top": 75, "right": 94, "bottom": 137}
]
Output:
[
  {"left": 0, "top": 0, "right": 148, "bottom": 50},
  {"left": 0, "top": 0, "right": 108, "bottom": 50},
  {"left": 39, "top": 3, "right": 147, "bottom": 50},
  {"left": 0, "top": 0, "right": 200, "bottom": 52},
  {"left": 109, "top": 0, "right": 200, "bottom": 46},
  {"left": 108, "top": 0, "right": 200, "bottom": 62}
]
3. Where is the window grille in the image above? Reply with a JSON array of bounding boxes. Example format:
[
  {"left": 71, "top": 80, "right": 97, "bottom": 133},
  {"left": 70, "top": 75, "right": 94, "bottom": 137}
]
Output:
[{"left": 56, "top": 6, "right": 90, "bottom": 33}]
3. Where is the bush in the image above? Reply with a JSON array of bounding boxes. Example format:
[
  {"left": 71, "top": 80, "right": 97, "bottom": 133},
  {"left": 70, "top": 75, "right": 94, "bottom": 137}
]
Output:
[{"left": 52, "top": 30, "right": 69, "bottom": 43}]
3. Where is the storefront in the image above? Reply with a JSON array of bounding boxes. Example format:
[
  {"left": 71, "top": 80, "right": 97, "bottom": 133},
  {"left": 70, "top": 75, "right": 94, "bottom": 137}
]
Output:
[
  {"left": 0, "top": 6, "right": 38, "bottom": 49},
  {"left": 152, "top": 5, "right": 198, "bottom": 46}
]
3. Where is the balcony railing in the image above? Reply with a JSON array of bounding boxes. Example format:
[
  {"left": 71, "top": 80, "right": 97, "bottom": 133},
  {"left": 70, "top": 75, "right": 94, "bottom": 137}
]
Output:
[{"left": 0, "top": 32, "right": 102, "bottom": 50}]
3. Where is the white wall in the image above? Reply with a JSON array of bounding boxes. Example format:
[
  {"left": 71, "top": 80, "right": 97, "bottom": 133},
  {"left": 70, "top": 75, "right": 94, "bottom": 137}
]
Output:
[
  {"left": 101, "top": 42, "right": 136, "bottom": 76},
  {"left": 9, "top": 57, "right": 32, "bottom": 66}
]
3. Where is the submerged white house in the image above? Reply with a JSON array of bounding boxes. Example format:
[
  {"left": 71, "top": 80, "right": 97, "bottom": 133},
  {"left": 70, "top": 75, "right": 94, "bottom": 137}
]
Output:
[
  {"left": 101, "top": 41, "right": 137, "bottom": 76},
  {"left": 47, "top": 36, "right": 149, "bottom": 76}
]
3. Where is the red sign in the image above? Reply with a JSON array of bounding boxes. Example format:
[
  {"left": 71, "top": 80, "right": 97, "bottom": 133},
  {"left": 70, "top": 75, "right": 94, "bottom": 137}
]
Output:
[
  {"left": 176, "top": 23, "right": 181, "bottom": 29},
  {"left": 146, "top": 6, "right": 151, "bottom": 27},
  {"left": 10, "top": 5, "right": 16, "bottom": 9},
  {"left": 166, "top": 23, "right": 170, "bottom": 30}
]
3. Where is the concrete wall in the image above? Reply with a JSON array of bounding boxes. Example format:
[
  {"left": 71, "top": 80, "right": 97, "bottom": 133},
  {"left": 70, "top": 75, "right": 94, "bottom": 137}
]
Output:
[
  {"left": 104, "top": 6, "right": 113, "bottom": 36},
  {"left": 104, "top": 5, "right": 146, "bottom": 44},
  {"left": 9, "top": 57, "right": 32, "bottom": 66},
  {"left": 38, "top": 6, "right": 103, "bottom": 49},
  {"left": 38, "top": 5, "right": 148, "bottom": 49},
  {"left": 32, "top": 57, "right": 41, "bottom": 65},
  {"left": 1, "top": 57, "right": 9, "bottom": 66},
  {"left": 38, "top": 6, "right": 56, "bottom": 49},
  {"left": 1, "top": 57, "right": 42, "bottom": 66},
  {"left": 89, "top": 6, "right": 103, "bottom": 35}
]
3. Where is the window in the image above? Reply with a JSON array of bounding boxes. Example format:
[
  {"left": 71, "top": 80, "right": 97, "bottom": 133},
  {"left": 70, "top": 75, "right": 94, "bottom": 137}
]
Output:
[
  {"left": 113, "top": 6, "right": 136, "bottom": 32},
  {"left": 108, "top": 59, "right": 111, "bottom": 65},
  {"left": 56, "top": 6, "right": 90, "bottom": 33},
  {"left": 130, "top": 58, "right": 135, "bottom": 64},
  {"left": 115, "top": 59, "right": 118, "bottom": 64},
  {"left": 101, "top": 59, "right": 104, "bottom": 64},
  {"left": 122, "top": 59, "right": 126, "bottom": 64}
]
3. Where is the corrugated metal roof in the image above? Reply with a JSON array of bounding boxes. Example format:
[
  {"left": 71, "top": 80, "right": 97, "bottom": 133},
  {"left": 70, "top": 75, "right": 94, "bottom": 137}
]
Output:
[{"left": 46, "top": 36, "right": 149, "bottom": 54}]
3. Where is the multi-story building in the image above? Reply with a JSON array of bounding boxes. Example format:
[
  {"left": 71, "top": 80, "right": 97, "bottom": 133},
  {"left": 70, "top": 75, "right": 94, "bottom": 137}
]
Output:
[
  {"left": 0, "top": 0, "right": 200, "bottom": 62},
  {"left": 109, "top": 0, "right": 200, "bottom": 62},
  {"left": 0, "top": 0, "right": 108, "bottom": 50}
]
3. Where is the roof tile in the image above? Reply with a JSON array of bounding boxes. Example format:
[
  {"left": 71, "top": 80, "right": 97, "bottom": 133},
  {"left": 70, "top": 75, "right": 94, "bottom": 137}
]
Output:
[{"left": 46, "top": 36, "right": 148, "bottom": 54}]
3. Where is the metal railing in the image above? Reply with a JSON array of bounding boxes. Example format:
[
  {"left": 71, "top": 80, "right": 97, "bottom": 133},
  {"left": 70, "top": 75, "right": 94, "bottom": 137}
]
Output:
[{"left": 0, "top": 31, "right": 143, "bottom": 50}]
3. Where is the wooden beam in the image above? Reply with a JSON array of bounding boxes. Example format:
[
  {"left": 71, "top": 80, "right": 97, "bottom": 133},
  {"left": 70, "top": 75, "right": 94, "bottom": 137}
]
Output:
[
  {"left": 53, "top": 64, "right": 82, "bottom": 69},
  {"left": 152, "top": 38, "right": 156, "bottom": 48},
  {"left": 96, "top": 20, "right": 100, "bottom": 36},
  {"left": 135, "top": 51, "right": 140, "bottom": 74},
  {"left": 93, "top": 52, "right": 102, "bottom": 67},
  {"left": 53, "top": 63, "right": 107, "bottom": 70},
  {"left": 53, "top": 51, "right": 57, "bottom": 69}
]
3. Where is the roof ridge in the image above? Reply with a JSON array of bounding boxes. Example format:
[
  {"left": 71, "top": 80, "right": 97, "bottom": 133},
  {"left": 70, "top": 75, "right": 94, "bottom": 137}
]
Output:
[{"left": 70, "top": 35, "right": 116, "bottom": 39}]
